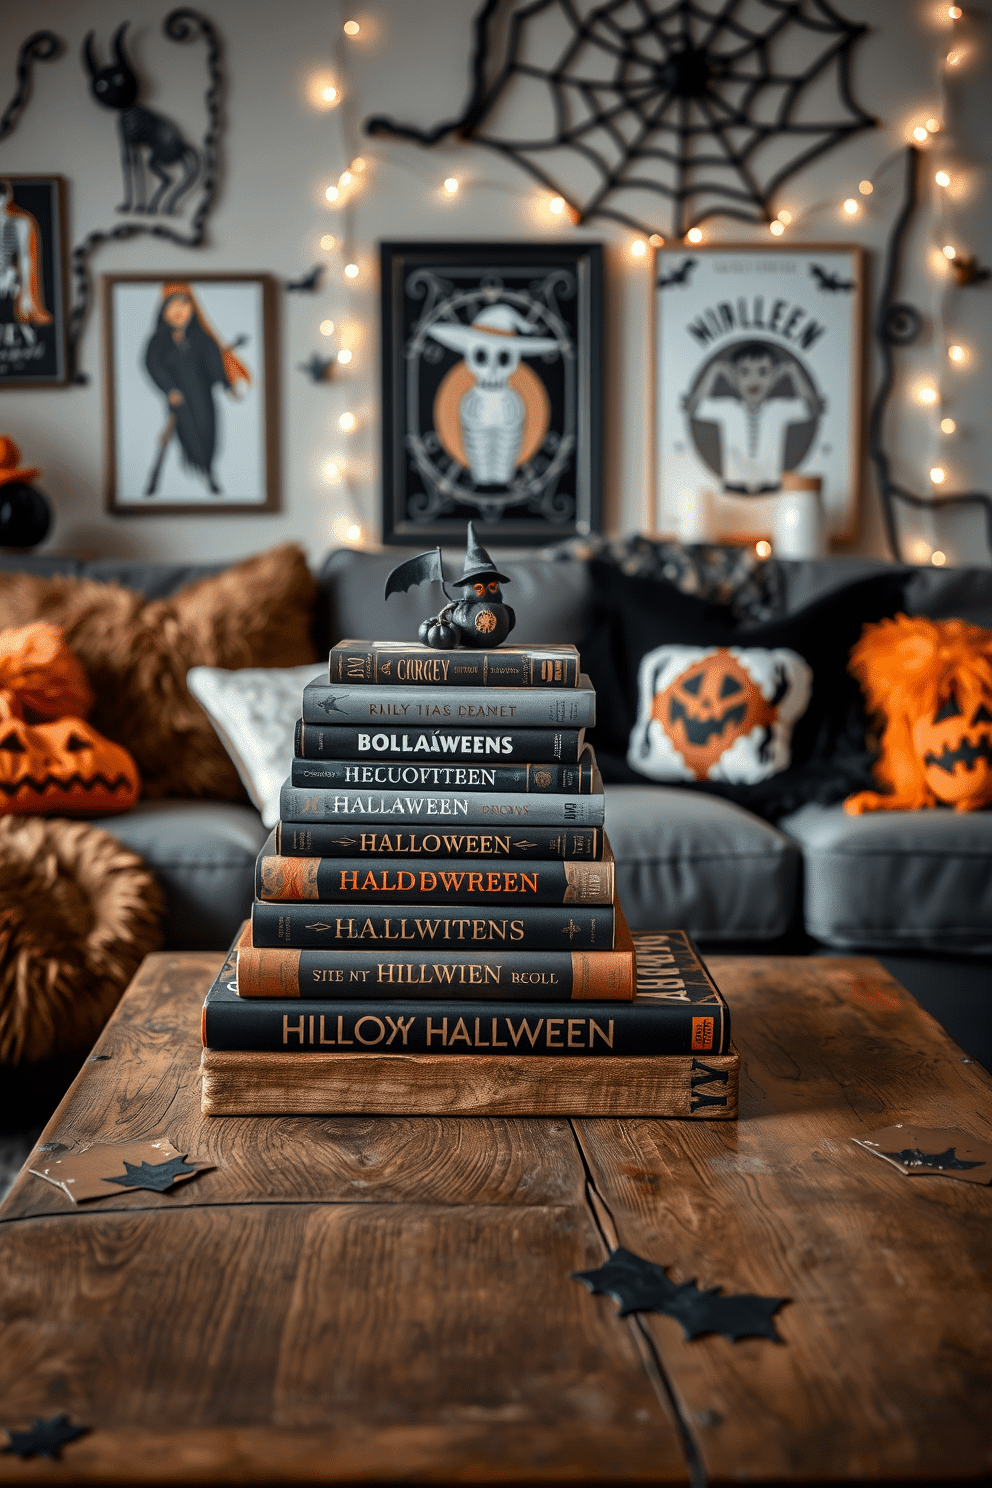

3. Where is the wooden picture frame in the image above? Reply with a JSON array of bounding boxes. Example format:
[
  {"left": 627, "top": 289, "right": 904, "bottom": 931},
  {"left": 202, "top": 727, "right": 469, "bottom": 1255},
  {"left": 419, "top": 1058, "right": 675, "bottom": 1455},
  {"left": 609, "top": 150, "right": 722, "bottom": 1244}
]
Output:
[
  {"left": 0, "top": 175, "right": 69, "bottom": 388},
  {"left": 653, "top": 243, "right": 864, "bottom": 545},
  {"left": 103, "top": 272, "right": 279, "bottom": 514},
  {"left": 381, "top": 240, "right": 603, "bottom": 546}
]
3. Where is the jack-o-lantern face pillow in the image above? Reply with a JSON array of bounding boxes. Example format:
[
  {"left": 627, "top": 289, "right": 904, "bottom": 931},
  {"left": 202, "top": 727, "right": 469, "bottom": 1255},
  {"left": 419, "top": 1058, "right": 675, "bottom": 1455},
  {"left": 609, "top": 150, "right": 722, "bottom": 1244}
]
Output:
[
  {"left": 628, "top": 644, "right": 812, "bottom": 784},
  {"left": 0, "top": 621, "right": 140, "bottom": 816}
]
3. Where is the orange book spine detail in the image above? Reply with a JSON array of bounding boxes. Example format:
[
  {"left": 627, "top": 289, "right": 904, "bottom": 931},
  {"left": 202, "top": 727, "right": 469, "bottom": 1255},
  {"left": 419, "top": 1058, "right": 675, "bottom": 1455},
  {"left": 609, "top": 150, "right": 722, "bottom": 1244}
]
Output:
[{"left": 238, "top": 947, "right": 303, "bottom": 998}]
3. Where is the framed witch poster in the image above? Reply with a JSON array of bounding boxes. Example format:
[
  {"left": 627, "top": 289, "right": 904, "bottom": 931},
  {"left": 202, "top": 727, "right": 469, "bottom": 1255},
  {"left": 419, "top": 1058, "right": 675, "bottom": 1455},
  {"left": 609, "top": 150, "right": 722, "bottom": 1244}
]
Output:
[
  {"left": 103, "top": 273, "right": 279, "bottom": 513},
  {"left": 0, "top": 176, "right": 69, "bottom": 388},
  {"left": 654, "top": 244, "right": 863, "bottom": 544},
  {"left": 381, "top": 241, "right": 602, "bottom": 545}
]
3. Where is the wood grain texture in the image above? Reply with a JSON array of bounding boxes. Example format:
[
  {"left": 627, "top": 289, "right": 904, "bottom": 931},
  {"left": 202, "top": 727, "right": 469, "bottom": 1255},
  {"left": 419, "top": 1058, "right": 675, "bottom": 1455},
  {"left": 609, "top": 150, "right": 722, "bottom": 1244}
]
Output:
[
  {"left": 575, "top": 955, "right": 992, "bottom": 1485},
  {"left": 199, "top": 1048, "right": 740, "bottom": 1118}
]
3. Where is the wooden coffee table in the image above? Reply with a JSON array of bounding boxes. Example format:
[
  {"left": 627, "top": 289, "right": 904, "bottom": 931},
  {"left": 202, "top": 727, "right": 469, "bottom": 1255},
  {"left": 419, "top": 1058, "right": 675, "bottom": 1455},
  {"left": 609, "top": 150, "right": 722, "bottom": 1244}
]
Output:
[{"left": 1, "top": 952, "right": 990, "bottom": 1484}]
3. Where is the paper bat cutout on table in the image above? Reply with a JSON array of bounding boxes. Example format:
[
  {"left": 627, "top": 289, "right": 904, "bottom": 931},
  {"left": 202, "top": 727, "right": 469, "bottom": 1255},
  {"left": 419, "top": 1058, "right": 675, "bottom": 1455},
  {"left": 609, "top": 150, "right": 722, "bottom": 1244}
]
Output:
[
  {"left": 384, "top": 522, "right": 515, "bottom": 650},
  {"left": 882, "top": 1146, "right": 983, "bottom": 1171},
  {"left": 2, "top": 1414, "right": 89, "bottom": 1460},
  {"left": 571, "top": 1246, "right": 788, "bottom": 1342},
  {"left": 29, "top": 1139, "right": 213, "bottom": 1202},
  {"left": 852, "top": 1125, "right": 992, "bottom": 1184},
  {"left": 105, "top": 1155, "right": 204, "bottom": 1192}
]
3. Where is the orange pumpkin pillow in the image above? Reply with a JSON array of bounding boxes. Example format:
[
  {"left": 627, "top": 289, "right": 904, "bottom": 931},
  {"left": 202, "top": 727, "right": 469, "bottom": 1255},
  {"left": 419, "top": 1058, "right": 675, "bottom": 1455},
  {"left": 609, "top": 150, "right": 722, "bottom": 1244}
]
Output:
[
  {"left": 845, "top": 613, "right": 992, "bottom": 814},
  {"left": 0, "top": 622, "right": 140, "bottom": 816}
]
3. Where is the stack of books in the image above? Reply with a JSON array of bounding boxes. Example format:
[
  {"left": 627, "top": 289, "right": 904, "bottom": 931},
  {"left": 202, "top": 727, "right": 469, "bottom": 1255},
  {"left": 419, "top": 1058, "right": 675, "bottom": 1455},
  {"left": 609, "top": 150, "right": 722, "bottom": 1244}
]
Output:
[{"left": 199, "top": 638, "right": 739, "bottom": 1118}]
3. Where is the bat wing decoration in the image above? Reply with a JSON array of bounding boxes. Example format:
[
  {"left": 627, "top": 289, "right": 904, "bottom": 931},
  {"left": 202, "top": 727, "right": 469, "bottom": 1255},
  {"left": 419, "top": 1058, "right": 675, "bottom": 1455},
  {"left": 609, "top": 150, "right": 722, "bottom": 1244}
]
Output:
[
  {"left": 572, "top": 1246, "right": 789, "bottom": 1343},
  {"left": 383, "top": 546, "right": 448, "bottom": 600}
]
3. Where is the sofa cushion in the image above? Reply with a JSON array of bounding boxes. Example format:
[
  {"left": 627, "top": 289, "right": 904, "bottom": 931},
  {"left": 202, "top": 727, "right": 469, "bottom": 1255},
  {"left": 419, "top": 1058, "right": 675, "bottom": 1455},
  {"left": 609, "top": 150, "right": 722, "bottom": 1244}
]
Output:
[
  {"left": 0, "top": 545, "right": 318, "bottom": 802},
  {"left": 780, "top": 801, "right": 992, "bottom": 954},
  {"left": 92, "top": 800, "right": 267, "bottom": 951},
  {"left": 603, "top": 783, "right": 800, "bottom": 940}
]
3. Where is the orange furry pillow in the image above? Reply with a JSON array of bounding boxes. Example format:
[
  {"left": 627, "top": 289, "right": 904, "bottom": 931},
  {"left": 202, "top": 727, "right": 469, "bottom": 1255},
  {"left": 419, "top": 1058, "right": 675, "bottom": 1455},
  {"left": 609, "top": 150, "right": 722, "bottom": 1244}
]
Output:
[
  {"left": 0, "top": 545, "right": 318, "bottom": 802},
  {"left": 845, "top": 613, "right": 992, "bottom": 814}
]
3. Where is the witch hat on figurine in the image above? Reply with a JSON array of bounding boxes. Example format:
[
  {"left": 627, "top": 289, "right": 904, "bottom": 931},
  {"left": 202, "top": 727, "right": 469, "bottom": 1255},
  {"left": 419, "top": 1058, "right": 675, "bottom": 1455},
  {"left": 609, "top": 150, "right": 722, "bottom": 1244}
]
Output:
[{"left": 449, "top": 522, "right": 515, "bottom": 648}]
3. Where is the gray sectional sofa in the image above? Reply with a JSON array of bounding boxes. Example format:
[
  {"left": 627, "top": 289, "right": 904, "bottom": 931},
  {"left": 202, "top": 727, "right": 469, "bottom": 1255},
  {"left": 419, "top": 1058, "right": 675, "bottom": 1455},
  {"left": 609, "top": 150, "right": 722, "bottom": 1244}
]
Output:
[{"left": 3, "top": 545, "right": 991, "bottom": 967}]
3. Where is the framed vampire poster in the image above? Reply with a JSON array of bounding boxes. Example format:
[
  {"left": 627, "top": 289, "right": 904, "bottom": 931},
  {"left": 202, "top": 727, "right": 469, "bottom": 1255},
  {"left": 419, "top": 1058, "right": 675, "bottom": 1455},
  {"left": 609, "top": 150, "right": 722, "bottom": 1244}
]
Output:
[
  {"left": 0, "top": 176, "right": 69, "bottom": 388},
  {"left": 654, "top": 244, "right": 864, "bottom": 544},
  {"left": 103, "top": 273, "right": 279, "bottom": 514},
  {"left": 380, "top": 240, "right": 603, "bottom": 546}
]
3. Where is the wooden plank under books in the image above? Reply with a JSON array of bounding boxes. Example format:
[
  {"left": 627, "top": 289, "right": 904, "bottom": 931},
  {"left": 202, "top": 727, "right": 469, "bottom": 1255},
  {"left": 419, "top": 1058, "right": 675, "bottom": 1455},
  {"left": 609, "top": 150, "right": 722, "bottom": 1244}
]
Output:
[{"left": 198, "top": 1047, "right": 739, "bottom": 1118}]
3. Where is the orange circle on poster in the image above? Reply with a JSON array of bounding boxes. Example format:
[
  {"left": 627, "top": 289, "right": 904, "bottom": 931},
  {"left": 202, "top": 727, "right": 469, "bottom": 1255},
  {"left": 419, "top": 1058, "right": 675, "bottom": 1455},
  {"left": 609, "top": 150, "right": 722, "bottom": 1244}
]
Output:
[{"left": 433, "top": 360, "right": 551, "bottom": 473}]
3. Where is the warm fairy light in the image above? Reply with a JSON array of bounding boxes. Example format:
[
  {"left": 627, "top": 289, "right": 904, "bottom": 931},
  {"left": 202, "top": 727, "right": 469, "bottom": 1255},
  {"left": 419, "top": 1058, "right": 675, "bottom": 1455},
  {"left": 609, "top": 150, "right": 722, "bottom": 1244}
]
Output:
[
  {"left": 930, "top": 466, "right": 947, "bottom": 484},
  {"left": 917, "top": 386, "right": 938, "bottom": 404},
  {"left": 755, "top": 540, "right": 772, "bottom": 559},
  {"left": 321, "top": 85, "right": 338, "bottom": 104},
  {"left": 948, "top": 5, "right": 962, "bottom": 16},
  {"left": 686, "top": 227, "right": 703, "bottom": 243},
  {"left": 325, "top": 185, "right": 339, "bottom": 203},
  {"left": 948, "top": 343, "right": 967, "bottom": 362},
  {"left": 338, "top": 411, "right": 357, "bottom": 432},
  {"left": 344, "top": 263, "right": 359, "bottom": 278},
  {"left": 843, "top": 198, "right": 859, "bottom": 215},
  {"left": 443, "top": 177, "right": 459, "bottom": 194},
  {"left": 859, "top": 180, "right": 873, "bottom": 195},
  {"left": 769, "top": 220, "right": 784, "bottom": 236},
  {"left": 351, "top": 157, "right": 366, "bottom": 173},
  {"left": 343, "top": 20, "right": 360, "bottom": 35},
  {"left": 909, "top": 538, "right": 932, "bottom": 564},
  {"left": 548, "top": 195, "right": 565, "bottom": 215},
  {"left": 932, "top": 550, "right": 947, "bottom": 565},
  {"left": 336, "top": 348, "right": 353, "bottom": 364},
  {"left": 946, "top": 48, "right": 964, "bottom": 65},
  {"left": 631, "top": 238, "right": 647, "bottom": 257},
  {"left": 649, "top": 233, "right": 664, "bottom": 247},
  {"left": 320, "top": 234, "right": 336, "bottom": 250},
  {"left": 309, "top": 74, "right": 341, "bottom": 109},
  {"left": 941, "top": 417, "right": 957, "bottom": 433},
  {"left": 346, "top": 523, "right": 362, "bottom": 541},
  {"left": 913, "top": 126, "right": 929, "bottom": 142},
  {"left": 935, "top": 170, "right": 951, "bottom": 187},
  {"left": 320, "top": 319, "right": 335, "bottom": 337},
  {"left": 777, "top": 209, "right": 792, "bottom": 223},
  {"left": 943, "top": 244, "right": 957, "bottom": 258},
  {"left": 926, "top": 118, "right": 941, "bottom": 132},
  {"left": 322, "top": 458, "right": 343, "bottom": 483},
  {"left": 339, "top": 171, "right": 353, "bottom": 187}
]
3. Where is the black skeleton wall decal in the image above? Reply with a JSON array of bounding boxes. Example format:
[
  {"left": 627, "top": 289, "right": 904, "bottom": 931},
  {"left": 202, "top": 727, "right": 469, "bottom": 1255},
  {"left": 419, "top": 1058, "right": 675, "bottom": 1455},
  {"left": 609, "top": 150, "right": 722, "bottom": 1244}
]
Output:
[{"left": 82, "top": 23, "right": 200, "bottom": 215}]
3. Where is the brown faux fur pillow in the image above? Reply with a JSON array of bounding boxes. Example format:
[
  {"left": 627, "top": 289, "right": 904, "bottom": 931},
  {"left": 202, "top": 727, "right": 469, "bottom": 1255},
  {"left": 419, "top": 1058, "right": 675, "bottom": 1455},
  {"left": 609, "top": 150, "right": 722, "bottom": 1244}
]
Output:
[{"left": 0, "top": 544, "right": 318, "bottom": 800}]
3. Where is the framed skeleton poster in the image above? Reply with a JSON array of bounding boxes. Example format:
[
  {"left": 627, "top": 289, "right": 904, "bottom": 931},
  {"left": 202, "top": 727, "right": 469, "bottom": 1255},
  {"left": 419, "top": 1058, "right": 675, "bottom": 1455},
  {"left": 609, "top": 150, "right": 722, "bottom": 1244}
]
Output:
[
  {"left": 103, "top": 273, "right": 279, "bottom": 514},
  {"left": 0, "top": 176, "right": 69, "bottom": 388},
  {"left": 380, "top": 240, "right": 603, "bottom": 545},
  {"left": 653, "top": 244, "right": 863, "bottom": 543}
]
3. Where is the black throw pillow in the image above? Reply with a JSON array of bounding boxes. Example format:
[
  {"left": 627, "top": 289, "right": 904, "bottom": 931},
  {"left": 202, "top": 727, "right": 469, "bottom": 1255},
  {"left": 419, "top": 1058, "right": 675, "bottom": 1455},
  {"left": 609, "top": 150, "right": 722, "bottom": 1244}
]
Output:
[{"left": 580, "top": 558, "right": 910, "bottom": 820}]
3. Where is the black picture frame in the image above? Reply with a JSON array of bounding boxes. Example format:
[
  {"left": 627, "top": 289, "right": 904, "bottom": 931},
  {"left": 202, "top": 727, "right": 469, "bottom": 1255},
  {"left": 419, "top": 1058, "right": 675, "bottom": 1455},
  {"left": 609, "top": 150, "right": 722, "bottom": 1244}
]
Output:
[
  {"left": 0, "top": 175, "right": 69, "bottom": 388},
  {"left": 381, "top": 240, "right": 603, "bottom": 546}
]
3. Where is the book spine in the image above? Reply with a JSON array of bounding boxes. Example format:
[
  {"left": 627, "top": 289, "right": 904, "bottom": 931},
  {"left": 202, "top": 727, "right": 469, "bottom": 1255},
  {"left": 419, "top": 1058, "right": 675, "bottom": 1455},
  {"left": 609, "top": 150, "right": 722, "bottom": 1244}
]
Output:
[
  {"left": 295, "top": 722, "right": 584, "bottom": 762},
  {"left": 204, "top": 999, "right": 727, "bottom": 1055},
  {"left": 256, "top": 855, "right": 615, "bottom": 905},
  {"left": 279, "top": 784, "right": 605, "bottom": 827},
  {"left": 302, "top": 681, "right": 596, "bottom": 727},
  {"left": 329, "top": 645, "right": 578, "bottom": 688},
  {"left": 289, "top": 758, "right": 594, "bottom": 793},
  {"left": 274, "top": 823, "right": 603, "bottom": 860},
  {"left": 251, "top": 901, "right": 614, "bottom": 951},
  {"left": 237, "top": 945, "right": 634, "bottom": 1001}
]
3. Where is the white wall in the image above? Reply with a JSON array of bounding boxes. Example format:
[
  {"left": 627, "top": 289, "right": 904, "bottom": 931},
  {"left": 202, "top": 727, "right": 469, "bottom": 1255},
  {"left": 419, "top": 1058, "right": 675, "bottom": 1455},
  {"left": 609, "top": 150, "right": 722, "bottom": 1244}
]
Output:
[{"left": 0, "top": 0, "right": 988, "bottom": 565}]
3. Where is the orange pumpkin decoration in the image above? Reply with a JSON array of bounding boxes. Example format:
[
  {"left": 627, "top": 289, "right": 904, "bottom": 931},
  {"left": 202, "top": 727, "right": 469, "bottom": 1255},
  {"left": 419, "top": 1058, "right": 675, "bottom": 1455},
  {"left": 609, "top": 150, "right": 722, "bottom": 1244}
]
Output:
[
  {"left": 845, "top": 613, "right": 992, "bottom": 814},
  {"left": 652, "top": 649, "right": 776, "bottom": 779},
  {"left": 0, "top": 622, "right": 140, "bottom": 816}
]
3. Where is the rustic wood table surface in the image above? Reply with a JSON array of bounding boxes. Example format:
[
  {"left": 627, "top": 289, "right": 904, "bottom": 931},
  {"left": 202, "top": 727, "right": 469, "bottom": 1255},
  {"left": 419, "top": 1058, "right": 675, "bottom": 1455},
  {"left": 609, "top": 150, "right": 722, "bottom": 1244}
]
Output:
[{"left": 0, "top": 952, "right": 990, "bottom": 1485}]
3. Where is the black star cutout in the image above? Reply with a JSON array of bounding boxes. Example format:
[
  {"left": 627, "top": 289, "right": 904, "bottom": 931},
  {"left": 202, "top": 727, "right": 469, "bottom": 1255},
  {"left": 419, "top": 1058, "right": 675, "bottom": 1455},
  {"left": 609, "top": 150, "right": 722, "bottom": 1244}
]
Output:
[
  {"left": 104, "top": 1155, "right": 202, "bottom": 1193},
  {"left": 882, "top": 1146, "right": 984, "bottom": 1173},
  {"left": 572, "top": 1246, "right": 788, "bottom": 1342},
  {"left": 2, "top": 1414, "right": 89, "bottom": 1459}
]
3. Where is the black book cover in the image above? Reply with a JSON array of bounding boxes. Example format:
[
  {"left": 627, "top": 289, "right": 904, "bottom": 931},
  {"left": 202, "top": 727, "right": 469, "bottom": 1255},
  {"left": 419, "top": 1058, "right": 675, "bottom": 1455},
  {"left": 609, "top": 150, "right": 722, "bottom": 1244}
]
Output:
[
  {"left": 295, "top": 721, "right": 586, "bottom": 763},
  {"left": 273, "top": 822, "right": 604, "bottom": 860},
  {"left": 251, "top": 899, "right": 615, "bottom": 951}
]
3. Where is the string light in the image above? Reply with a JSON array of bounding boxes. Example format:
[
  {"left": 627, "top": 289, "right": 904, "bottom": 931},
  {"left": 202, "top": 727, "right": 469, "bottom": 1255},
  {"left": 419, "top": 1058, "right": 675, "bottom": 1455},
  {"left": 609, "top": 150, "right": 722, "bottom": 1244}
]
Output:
[
  {"left": 351, "top": 157, "right": 366, "bottom": 173},
  {"left": 344, "top": 262, "right": 359, "bottom": 279},
  {"left": 755, "top": 540, "right": 772, "bottom": 558},
  {"left": 943, "top": 244, "right": 957, "bottom": 259},
  {"left": 948, "top": 5, "right": 962, "bottom": 16},
  {"left": 548, "top": 195, "right": 565, "bottom": 215},
  {"left": 777, "top": 209, "right": 792, "bottom": 223},
  {"left": 338, "top": 411, "right": 357, "bottom": 432},
  {"left": 339, "top": 170, "right": 353, "bottom": 187},
  {"left": 946, "top": 48, "right": 964, "bottom": 65},
  {"left": 320, "top": 319, "right": 335, "bottom": 336},
  {"left": 941, "top": 417, "right": 957, "bottom": 433},
  {"left": 648, "top": 234, "right": 664, "bottom": 247},
  {"left": 686, "top": 227, "right": 703, "bottom": 243},
  {"left": 443, "top": 177, "right": 459, "bottom": 195},
  {"left": 930, "top": 466, "right": 947, "bottom": 484},
  {"left": 926, "top": 118, "right": 941, "bottom": 132},
  {"left": 935, "top": 170, "right": 951, "bottom": 187},
  {"left": 932, "top": 550, "right": 947, "bottom": 565},
  {"left": 322, "top": 457, "right": 344, "bottom": 483},
  {"left": 630, "top": 238, "right": 647, "bottom": 257},
  {"left": 912, "top": 126, "right": 929, "bottom": 142},
  {"left": 325, "top": 185, "right": 339, "bottom": 203},
  {"left": 917, "top": 386, "right": 939, "bottom": 404},
  {"left": 843, "top": 197, "right": 859, "bottom": 215},
  {"left": 336, "top": 348, "right": 353, "bottom": 365},
  {"left": 769, "top": 220, "right": 784, "bottom": 235},
  {"left": 343, "top": 20, "right": 360, "bottom": 36},
  {"left": 320, "top": 234, "right": 336, "bottom": 250},
  {"left": 857, "top": 180, "right": 873, "bottom": 196},
  {"left": 948, "top": 344, "right": 967, "bottom": 362}
]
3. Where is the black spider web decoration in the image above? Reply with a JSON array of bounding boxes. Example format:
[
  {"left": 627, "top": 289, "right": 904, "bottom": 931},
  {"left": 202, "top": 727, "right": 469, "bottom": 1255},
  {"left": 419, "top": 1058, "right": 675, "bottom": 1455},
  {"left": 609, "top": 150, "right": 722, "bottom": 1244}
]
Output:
[{"left": 367, "top": 0, "right": 876, "bottom": 236}]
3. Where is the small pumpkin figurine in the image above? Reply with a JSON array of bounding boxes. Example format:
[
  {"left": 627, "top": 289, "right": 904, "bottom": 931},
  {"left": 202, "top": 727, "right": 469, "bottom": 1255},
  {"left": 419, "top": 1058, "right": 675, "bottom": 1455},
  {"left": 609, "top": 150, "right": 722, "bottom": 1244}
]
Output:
[
  {"left": 0, "top": 622, "right": 140, "bottom": 816},
  {"left": 846, "top": 613, "right": 992, "bottom": 814}
]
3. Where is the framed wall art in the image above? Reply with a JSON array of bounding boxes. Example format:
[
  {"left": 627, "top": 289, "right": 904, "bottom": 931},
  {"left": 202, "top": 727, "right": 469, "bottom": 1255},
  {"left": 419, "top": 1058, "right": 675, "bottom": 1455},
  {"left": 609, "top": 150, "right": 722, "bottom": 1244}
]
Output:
[
  {"left": 103, "top": 273, "right": 279, "bottom": 514},
  {"left": 0, "top": 175, "right": 69, "bottom": 388},
  {"left": 381, "top": 240, "right": 602, "bottom": 545},
  {"left": 654, "top": 244, "right": 864, "bottom": 544}
]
